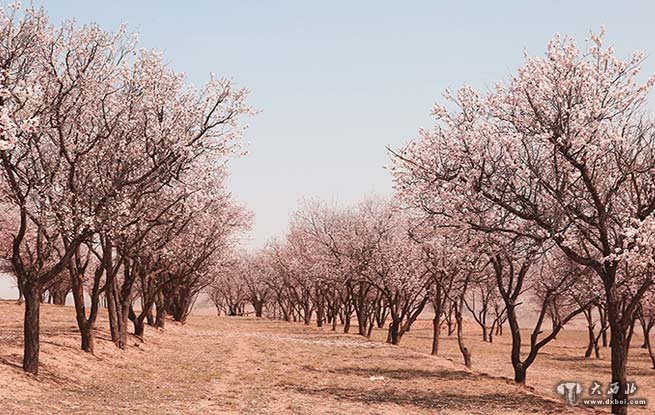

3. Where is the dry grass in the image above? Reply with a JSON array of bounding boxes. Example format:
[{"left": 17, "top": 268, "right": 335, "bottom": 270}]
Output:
[
  {"left": 373, "top": 319, "right": 654, "bottom": 415},
  {"left": 0, "top": 300, "right": 638, "bottom": 414}
]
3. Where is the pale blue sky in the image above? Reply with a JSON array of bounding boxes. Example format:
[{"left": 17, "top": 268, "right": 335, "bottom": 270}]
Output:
[
  {"left": 37, "top": 1, "right": 655, "bottom": 249},
  {"left": 2, "top": 0, "right": 654, "bottom": 297},
  {"left": 6, "top": 1, "right": 655, "bottom": 257}
]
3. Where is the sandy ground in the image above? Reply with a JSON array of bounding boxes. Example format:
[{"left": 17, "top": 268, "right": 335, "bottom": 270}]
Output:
[
  {"left": 370, "top": 319, "right": 654, "bottom": 415},
  {"left": 0, "top": 301, "right": 645, "bottom": 414}
]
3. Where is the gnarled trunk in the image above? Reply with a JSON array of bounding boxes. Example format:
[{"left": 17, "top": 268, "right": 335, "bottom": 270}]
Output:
[
  {"left": 22, "top": 283, "right": 41, "bottom": 375},
  {"left": 455, "top": 299, "right": 471, "bottom": 368},
  {"left": 129, "top": 303, "right": 147, "bottom": 339},
  {"left": 583, "top": 307, "right": 597, "bottom": 359},
  {"left": 608, "top": 316, "right": 630, "bottom": 415}
]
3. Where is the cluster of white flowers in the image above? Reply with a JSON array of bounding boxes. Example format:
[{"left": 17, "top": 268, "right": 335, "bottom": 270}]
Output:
[{"left": 0, "top": 106, "right": 17, "bottom": 150}]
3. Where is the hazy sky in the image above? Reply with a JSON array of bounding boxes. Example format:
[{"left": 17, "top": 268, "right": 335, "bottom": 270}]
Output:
[
  {"left": 29, "top": 0, "right": 652, "bottom": 249},
  {"left": 1, "top": 0, "right": 654, "bottom": 298},
  {"left": 1, "top": 0, "right": 655, "bottom": 260}
]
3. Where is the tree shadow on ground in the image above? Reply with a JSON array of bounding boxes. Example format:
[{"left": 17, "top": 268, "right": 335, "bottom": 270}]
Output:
[
  {"left": 0, "top": 354, "right": 23, "bottom": 370},
  {"left": 324, "top": 366, "right": 473, "bottom": 381},
  {"left": 548, "top": 354, "right": 611, "bottom": 370},
  {"left": 0, "top": 353, "right": 79, "bottom": 387},
  {"left": 626, "top": 367, "right": 655, "bottom": 376},
  {"left": 285, "top": 384, "right": 567, "bottom": 413},
  {"left": 0, "top": 326, "right": 80, "bottom": 348}
]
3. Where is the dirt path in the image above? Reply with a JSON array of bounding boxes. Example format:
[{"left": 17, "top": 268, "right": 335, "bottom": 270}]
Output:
[{"left": 0, "top": 302, "right": 587, "bottom": 414}]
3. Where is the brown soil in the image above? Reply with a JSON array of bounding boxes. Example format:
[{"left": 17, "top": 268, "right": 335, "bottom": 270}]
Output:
[{"left": 0, "top": 301, "right": 635, "bottom": 414}]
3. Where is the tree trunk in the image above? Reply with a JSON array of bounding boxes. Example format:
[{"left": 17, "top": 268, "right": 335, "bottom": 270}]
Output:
[
  {"left": 315, "top": 298, "right": 324, "bottom": 327},
  {"left": 506, "top": 303, "right": 526, "bottom": 385},
  {"left": 609, "top": 328, "right": 629, "bottom": 415},
  {"left": 22, "top": 284, "right": 41, "bottom": 375},
  {"left": 155, "top": 306, "right": 166, "bottom": 329},
  {"left": 584, "top": 308, "right": 595, "bottom": 359},
  {"left": 585, "top": 326, "right": 594, "bottom": 359},
  {"left": 171, "top": 294, "right": 190, "bottom": 323},
  {"left": 431, "top": 283, "right": 443, "bottom": 355},
  {"left": 599, "top": 305, "right": 608, "bottom": 347},
  {"left": 303, "top": 305, "right": 312, "bottom": 325},
  {"left": 446, "top": 305, "right": 455, "bottom": 336},
  {"left": 117, "top": 298, "right": 130, "bottom": 349},
  {"left": 80, "top": 322, "right": 94, "bottom": 352},
  {"left": 513, "top": 364, "right": 527, "bottom": 384},
  {"left": 387, "top": 318, "right": 401, "bottom": 345},
  {"left": 16, "top": 284, "right": 24, "bottom": 304},
  {"left": 455, "top": 302, "right": 471, "bottom": 368},
  {"left": 146, "top": 307, "right": 155, "bottom": 326},
  {"left": 604, "top": 287, "right": 632, "bottom": 415},
  {"left": 154, "top": 292, "right": 166, "bottom": 329},
  {"left": 254, "top": 301, "right": 264, "bottom": 318},
  {"left": 69, "top": 258, "right": 104, "bottom": 354},
  {"left": 106, "top": 281, "right": 120, "bottom": 343},
  {"left": 376, "top": 305, "right": 388, "bottom": 329},
  {"left": 639, "top": 319, "right": 651, "bottom": 349},
  {"left": 128, "top": 304, "right": 147, "bottom": 340},
  {"left": 356, "top": 309, "right": 367, "bottom": 336},
  {"left": 432, "top": 313, "right": 441, "bottom": 355},
  {"left": 50, "top": 288, "right": 68, "bottom": 305},
  {"left": 646, "top": 328, "right": 655, "bottom": 369},
  {"left": 134, "top": 317, "right": 145, "bottom": 339}
]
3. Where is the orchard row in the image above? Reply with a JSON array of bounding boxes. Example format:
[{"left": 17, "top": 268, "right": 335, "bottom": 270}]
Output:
[{"left": 0, "top": 5, "right": 252, "bottom": 374}]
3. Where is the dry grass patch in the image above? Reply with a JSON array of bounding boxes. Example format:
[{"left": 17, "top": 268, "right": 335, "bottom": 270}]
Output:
[{"left": 0, "top": 301, "right": 607, "bottom": 414}]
